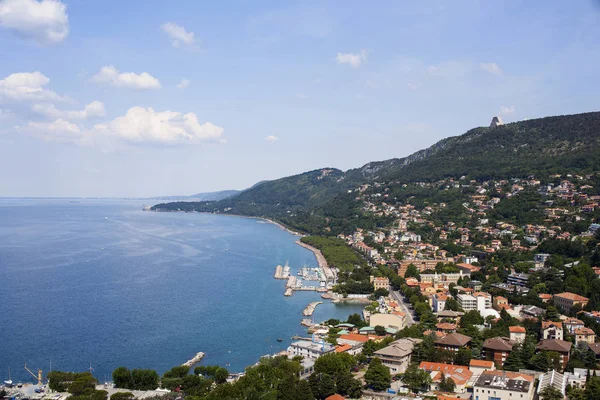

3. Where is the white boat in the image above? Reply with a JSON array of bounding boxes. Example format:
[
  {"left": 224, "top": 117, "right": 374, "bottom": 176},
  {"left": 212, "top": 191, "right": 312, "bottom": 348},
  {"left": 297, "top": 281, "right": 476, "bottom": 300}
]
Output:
[{"left": 4, "top": 367, "right": 13, "bottom": 387}]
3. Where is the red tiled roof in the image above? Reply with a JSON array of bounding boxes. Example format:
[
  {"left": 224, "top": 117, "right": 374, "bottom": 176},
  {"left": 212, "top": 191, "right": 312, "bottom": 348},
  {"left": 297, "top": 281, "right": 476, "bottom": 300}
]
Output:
[
  {"left": 338, "top": 334, "right": 368, "bottom": 343},
  {"left": 469, "top": 359, "right": 494, "bottom": 368},
  {"left": 542, "top": 321, "right": 563, "bottom": 329},
  {"left": 555, "top": 292, "right": 589, "bottom": 301},
  {"left": 335, "top": 344, "right": 352, "bottom": 353},
  {"left": 325, "top": 395, "right": 345, "bottom": 400},
  {"left": 509, "top": 326, "right": 526, "bottom": 333},
  {"left": 419, "top": 362, "right": 473, "bottom": 385}
]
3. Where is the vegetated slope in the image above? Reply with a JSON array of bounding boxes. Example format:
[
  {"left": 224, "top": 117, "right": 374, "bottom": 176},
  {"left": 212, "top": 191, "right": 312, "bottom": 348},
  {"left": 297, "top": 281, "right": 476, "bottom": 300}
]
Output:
[
  {"left": 188, "top": 190, "right": 241, "bottom": 201},
  {"left": 153, "top": 111, "right": 600, "bottom": 233}
]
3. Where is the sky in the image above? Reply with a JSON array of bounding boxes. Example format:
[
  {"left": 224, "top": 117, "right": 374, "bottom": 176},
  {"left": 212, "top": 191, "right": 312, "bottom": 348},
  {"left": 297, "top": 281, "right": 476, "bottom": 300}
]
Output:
[{"left": 0, "top": 0, "right": 599, "bottom": 197}]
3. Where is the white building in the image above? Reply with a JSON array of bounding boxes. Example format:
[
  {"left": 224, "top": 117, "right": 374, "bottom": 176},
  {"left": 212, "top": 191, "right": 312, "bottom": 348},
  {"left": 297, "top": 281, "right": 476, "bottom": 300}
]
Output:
[
  {"left": 474, "top": 371, "right": 535, "bottom": 400},
  {"left": 287, "top": 340, "right": 335, "bottom": 359},
  {"left": 373, "top": 338, "right": 422, "bottom": 374},
  {"left": 432, "top": 293, "right": 449, "bottom": 313}
]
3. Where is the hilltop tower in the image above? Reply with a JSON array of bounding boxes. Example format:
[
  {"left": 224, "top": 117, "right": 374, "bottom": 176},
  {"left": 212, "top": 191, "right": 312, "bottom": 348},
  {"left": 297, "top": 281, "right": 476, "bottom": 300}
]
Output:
[{"left": 490, "top": 116, "right": 504, "bottom": 128}]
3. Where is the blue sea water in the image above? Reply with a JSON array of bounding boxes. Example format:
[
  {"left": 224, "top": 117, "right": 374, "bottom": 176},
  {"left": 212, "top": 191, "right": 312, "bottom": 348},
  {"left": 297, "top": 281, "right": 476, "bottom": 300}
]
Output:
[{"left": 0, "top": 199, "right": 364, "bottom": 383}]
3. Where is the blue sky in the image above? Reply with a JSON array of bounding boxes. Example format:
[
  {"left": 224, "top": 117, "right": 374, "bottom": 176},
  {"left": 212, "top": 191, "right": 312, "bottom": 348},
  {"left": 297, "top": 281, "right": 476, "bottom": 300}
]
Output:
[{"left": 0, "top": 0, "right": 599, "bottom": 197}]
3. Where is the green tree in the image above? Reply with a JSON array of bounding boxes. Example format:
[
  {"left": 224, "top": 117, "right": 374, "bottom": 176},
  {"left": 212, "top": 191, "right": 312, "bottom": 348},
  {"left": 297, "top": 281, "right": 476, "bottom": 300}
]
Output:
[
  {"left": 545, "top": 305, "right": 561, "bottom": 322},
  {"left": 503, "top": 345, "right": 524, "bottom": 371},
  {"left": 401, "top": 363, "right": 432, "bottom": 394},
  {"left": 364, "top": 357, "right": 391, "bottom": 392},
  {"left": 539, "top": 385, "right": 563, "bottom": 400},
  {"left": 405, "top": 264, "right": 420, "bottom": 279},
  {"left": 131, "top": 369, "right": 159, "bottom": 390},
  {"left": 374, "top": 325, "right": 387, "bottom": 336},
  {"left": 307, "top": 373, "right": 335, "bottom": 399},
  {"left": 314, "top": 352, "right": 356, "bottom": 376},
  {"left": 112, "top": 367, "right": 133, "bottom": 389},
  {"left": 109, "top": 393, "right": 134, "bottom": 400},
  {"left": 438, "top": 373, "right": 456, "bottom": 392},
  {"left": 346, "top": 313, "right": 367, "bottom": 328},
  {"left": 334, "top": 371, "right": 362, "bottom": 399}
]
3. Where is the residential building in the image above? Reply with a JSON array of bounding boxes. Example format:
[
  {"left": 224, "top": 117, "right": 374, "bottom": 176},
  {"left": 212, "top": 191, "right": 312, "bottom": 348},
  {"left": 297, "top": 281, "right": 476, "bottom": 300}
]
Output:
[
  {"left": 287, "top": 340, "right": 335, "bottom": 359},
  {"left": 370, "top": 276, "right": 390, "bottom": 291},
  {"left": 457, "top": 293, "right": 477, "bottom": 311},
  {"left": 398, "top": 259, "right": 452, "bottom": 276},
  {"left": 435, "top": 333, "right": 472, "bottom": 352},
  {"left": 337, "top": 334, "right": 368, "bottom": 347},
  {"left": 482, "top": 337, "right": 515, "bottom": 367},
  {"left": 468, "top": 280, "right": 483, "bottom": 291},
  {"left": 457, "top": 263, "right": 480, "bottom": 274},
  {"left": 574, "top": 327, "right": 595, "bottom": 345},
  {"left": 585, "top": 342, "right": 600, "bottom": 362},
  {"left": 520, "top": 305, "right": 545, "bottom": 319},
  {"left": 372, "top": 338, "right": 422, "bottom": 374},
  {"left": 509, "top": 326, "right": 526, "bottom": 344},
  {"left": 420, "top": 271, "right": 469, "bottom": 286},
  {"left": 507, "top": 273, "right": 530, "bottom": 287},
  {"left": 419, "top": 362, "right": 473, "bottom": 394},
  {"left": 369, "top": 313, "right": 405, "bottom": 331},
  {"left": 553, "top": 292, "right": 589, "bottom": 312},
  {"left": 493, "top": 296, "right": 509, "bottom": 312},
  {"left": 473, "top": 370, "right": 535, "bottom": 400},
  {"left": 536, "top": 339, "right": 572, "bottom": 370},
  {"left": 432, "top": 293, "right": 449, "bottom": 313},
  {"left": 564, "top": 318, "right": 585, "bottom": 335},
  {"left": 469, "top": 359, "right": 495, "bottom": 379},
  {"left": 541, "top": 321, "right": 563, "bottom": 341},
  {"left": 436, "top": 322, "right": 457, "bottom": 334},
  {"left": 538, "top": 293, "right": 553, "bottom": 303}
]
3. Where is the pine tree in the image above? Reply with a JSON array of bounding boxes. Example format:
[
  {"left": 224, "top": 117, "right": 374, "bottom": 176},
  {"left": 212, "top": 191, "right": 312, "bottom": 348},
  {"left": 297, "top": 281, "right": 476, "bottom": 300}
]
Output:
[{"left": 503, "top": 345, "right": 524, "bottom": 371}]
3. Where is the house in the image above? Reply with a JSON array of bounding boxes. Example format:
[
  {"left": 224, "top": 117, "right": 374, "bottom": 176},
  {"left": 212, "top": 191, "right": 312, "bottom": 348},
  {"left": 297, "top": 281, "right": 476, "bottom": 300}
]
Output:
[
  {"left": 436, "top": 322, "right": 457, "bottom": 334},
  {"left": 473, "top": 370, "right": 535, "bottom": 400},
  {"left": 493, "top": 296, "right": 509, "bottom": 311},
  {"left": 370, "top": 276, "right": 390, "bottom": 291},
  {"left": 585, "top": 342, "right": 600, "bottom": 362},
  {"left": 469, "top": 359, "right": 495, "bottom": 378},
  {"left": 564, "top": 318, "right": 585, "bottom": 335},
  {"left": 536, "top": 339, "right": 572, "bottom": 370},
  {"left": 574, "top": 327, "right": 596, "bottom": 345},
  {"left": 468, "top": 280, "right": 483, "bottom": 291},
  {"left": 553, "top": 292, "right": 589, "bottom": 312},
  {"left": 432, "top": 293, "right": 449, "bottom": 313},
  {"left": 419, "top": 362, "right": 473, "bottom": 394},
  {"left": 325, "top": 395, "right": 345, "bottom": 400},
  {"left": 337, "top": 334, "right": 368, "bottom": 347},
  {"left": 372, "top": 338, "right": 422, "bottom": 374},
  {"left": 457, "top": 263, "right": 481, "bottom": 275},
  {"left": 482, "top": 337, "right": 515, "bottom": 367},
  {"left": 287, "top": 340, "right": 335, "bottom": 359},
  {"left": 435, "top": 333, "right": 472, "bottom": 352},
  {"left": 436, "top": 310, "right": 464, "bottom": 322},
  {"left": 539, "top": 293, "right": 553, "bottom": 303},
  {"left": 509, "top": 326, "right": 526, "bottom": 344},
  {"left": 520, "top": 305, "right": 545, "bottom": 318},
  {"left": 541, "top": 321, "right": 563, "bottom": 341}
]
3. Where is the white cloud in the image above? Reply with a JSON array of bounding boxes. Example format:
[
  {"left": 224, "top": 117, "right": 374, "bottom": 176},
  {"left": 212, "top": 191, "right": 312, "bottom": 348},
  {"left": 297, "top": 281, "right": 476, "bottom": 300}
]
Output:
[
  {"left": 480, "top": 62, "right": 503, "bottom": 76},
  {"left": 32, "top": 100, "right": 106, "bottom": 119},
  {"left": 0, "top": 0, "right": 69, "bottom": 44},
  {"left": 0, "top": 71, "right": 63, "bottom": 102},
  {"left": 17, "top": 106, "right": 225, "bottom": 147},
  {"left": 92, "top": 107, "right": 223, "bottom": 144},
  {"left": 176, "top": 79, "right": 190, "bottom": 89},
  {"left": 407, "top": 82, "right": 421, "bottom": 90},
  {"left": 0, "top": 108, "right": 13, "bottom": 119},
  {"left": 21, "top": 118, "right": 82, "bottom": 142},
  {"left": 499, "top": 105, "right": 515, "bottom": 115},
  {"left": 161, "top": 22, "right": 195, "bottom": 47},
  {"left": 296, "top": 93, "right": 307, "bottom": 99},
  {"left": 336, "top": 50, "right": 367, "bottom": 68},
  {"left": 92, "top": 66, "right": 161, "bottom": 90},
  {"left": 265, "top": 135, "right": 278, "bottom": 142}
]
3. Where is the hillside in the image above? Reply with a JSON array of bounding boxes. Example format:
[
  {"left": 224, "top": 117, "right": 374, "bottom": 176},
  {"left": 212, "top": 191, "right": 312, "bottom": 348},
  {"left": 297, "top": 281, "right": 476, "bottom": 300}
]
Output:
[{"left": 152, "top": 111, "right": 600, "bottom": 233}]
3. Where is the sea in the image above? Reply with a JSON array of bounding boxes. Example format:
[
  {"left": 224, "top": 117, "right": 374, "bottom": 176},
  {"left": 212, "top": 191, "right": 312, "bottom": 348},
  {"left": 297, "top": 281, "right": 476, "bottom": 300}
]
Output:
[{"left": 0, "top": 199, "right": 364, "bottom": 383}]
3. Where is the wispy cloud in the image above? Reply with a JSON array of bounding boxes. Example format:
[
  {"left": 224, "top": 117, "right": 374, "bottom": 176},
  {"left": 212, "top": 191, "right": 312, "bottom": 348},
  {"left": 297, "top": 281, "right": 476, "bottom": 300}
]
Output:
[
  {"left": 177, "top": 79, "right": 190, "bottom": 89},
  {"left": 92, "top": 66, "right": 161, "bottom": 90},
  {"left": 480, "top": 62, "right": 503, "bottom": 76},
  {"left": 499, "top": 105, "right": 515, "bottom": 115},
  {"left": 265, "top": 135, "right": 278, "bottom": 142},
  {"left": 162, "top": 22, "right": 195, "bottom": 48},
  {"left": 336, "top": 50, "right": 367, "bottom": 68}
]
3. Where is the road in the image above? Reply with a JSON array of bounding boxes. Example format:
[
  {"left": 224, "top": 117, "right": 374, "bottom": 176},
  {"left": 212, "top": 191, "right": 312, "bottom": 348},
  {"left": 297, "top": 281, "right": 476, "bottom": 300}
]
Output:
[{"left": 391, "top": 290, "right": 416, "bottom": 326}]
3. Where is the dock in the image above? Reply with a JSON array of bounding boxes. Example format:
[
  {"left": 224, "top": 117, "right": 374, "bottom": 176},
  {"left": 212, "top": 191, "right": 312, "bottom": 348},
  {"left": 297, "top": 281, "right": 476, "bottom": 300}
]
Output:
[
  {"left": 274, "top": 264, "right": 290, "bottom": 279},
  {"left": 182, "top": 352, "right": 205, "bottom": 367},
  {"left": 302, "top": 301, "right": 322, "bottom": 316},
  {"left": 301, "top": 318, "right": 314, "bottom": 327},
  {"left": 284, "top": 288, "right": 293, "bottom": 296}
]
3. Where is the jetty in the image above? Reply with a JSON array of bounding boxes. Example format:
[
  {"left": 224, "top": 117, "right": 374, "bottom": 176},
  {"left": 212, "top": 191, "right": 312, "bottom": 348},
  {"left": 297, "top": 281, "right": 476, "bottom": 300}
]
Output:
[
  {"left": 301, "top": 318, "right": 314, "bottom": 327},
  {"left": 302, "top": 301, "right": 322, "bottom": 316},
  {"left": 274, "top": 262, "right": 291, "bottom": 279},
  {"left": 182, "top": 352, "right": 205, "bottom": 367},
  {"left": 284, "top": 288, "right": 293, "bottom": 296}
]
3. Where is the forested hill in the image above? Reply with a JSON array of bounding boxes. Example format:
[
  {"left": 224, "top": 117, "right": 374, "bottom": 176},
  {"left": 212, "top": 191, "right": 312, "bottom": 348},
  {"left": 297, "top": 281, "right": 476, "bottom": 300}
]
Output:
[{"left": 152, "top": 111, "right": 600, "bottom": 233}]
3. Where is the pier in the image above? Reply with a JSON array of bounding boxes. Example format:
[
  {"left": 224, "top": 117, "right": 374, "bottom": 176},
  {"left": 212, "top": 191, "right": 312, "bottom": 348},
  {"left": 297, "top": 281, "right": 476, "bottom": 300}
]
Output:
[
  {"left": 302, "top": 301, "right": 322, "bottom": 316},
  {"left": 182, "top": 352, "right": 205, "bottom": 367},
  {"left": 284, "top": 288, "right": 293, "bottom": 296},
  {"left": 274, "top": 263, "right": 290, "bottom": 279}
]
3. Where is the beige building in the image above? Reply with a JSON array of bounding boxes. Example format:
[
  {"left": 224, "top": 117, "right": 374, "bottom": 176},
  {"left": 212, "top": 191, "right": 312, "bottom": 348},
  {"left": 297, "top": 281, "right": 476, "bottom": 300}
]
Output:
[
  {"left": 369, "top": 313, "right": 405, "bottom": 330},
  {"left": 574, "top": 327, "right": 595, "bottom": 345},
  {"left": 553, "top": 292, "right": 589, "bottom": 312},
  {"left": 542, "top": 321, "right": 563, "bottom": 341},
  {"left": 372, "top": 338, "right": 422, "bottom": 374},
  {"left": 474, "top": 371, "right": 535, "bottom": 400},
  {"left": 509, "top": 326, "right": 526, "bottom": 344},
  {"left": 370, "top": 276, "right": 390, "bottom": 291}
]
